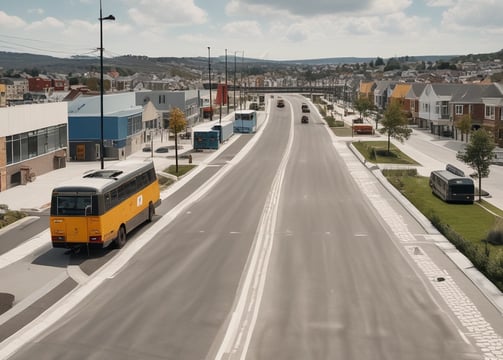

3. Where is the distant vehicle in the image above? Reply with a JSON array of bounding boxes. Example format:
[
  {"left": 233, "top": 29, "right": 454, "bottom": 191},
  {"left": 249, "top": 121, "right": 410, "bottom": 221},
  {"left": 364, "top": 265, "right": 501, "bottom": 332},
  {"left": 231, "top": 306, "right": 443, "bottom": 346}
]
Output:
[
  {"left": 301, "top": 103, "right": 310, "bottom": 113},
  {"left": 249, "top": 102, "right": 259, "bottom": 110},
  {"left": 429, "top": 168, "right": 474, "bottom": 204},
  {"left": 301, "top": 115, "right": 309, "bottom": 123},
  {"left": 353, "top": 124, "right": 374, "bottom": 135},
  {"left": 155, "top": 146, "right": 170, "bottom": 153},
  {"left": 142, "top": 146, "right": 152, "bottom": 152},
  {"left": 234, "top": 110, "right": 257, "bottom": 133},
  {"left": 50, "top": 161, "right": 161, "bottom": 250},
  {"left": 277, "top": 99, "right": 285, "bottom": 108}
]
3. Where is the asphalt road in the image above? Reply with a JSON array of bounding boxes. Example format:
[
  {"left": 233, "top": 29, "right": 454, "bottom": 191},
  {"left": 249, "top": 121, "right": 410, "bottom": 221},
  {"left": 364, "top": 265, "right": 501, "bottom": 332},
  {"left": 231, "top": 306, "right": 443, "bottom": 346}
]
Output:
[
  {"left": 1, "top": 95, "right": 500, "bottom": 359},
  {"left": 245, "top": 99, "right": 480, "bottom": 359},
  {"left": 5, "top": 97, "right": 291, "bottom": 359}
]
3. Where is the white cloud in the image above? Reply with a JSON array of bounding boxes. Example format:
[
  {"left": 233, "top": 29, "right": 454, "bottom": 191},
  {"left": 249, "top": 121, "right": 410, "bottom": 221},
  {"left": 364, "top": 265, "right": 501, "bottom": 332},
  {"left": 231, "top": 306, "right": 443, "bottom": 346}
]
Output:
[
  {"left": 0, "top": 11, "right": 26, "bottom": 28},
  {"left": 425, "top": 0, "right": 455, "bottom": 6},
  {"left": 222, "top": 21, "right": 263, "bottom": 38},
  {"left": 227, "top": 0, "right": 411, "bottom": 17},
  {"left": 442, "top": 0, "right": 503, "bottom": 30},
  {"left": 128, "top": 0, "right": 207, "bottom": 27},
  {"left": 26, "top": 17, "right": 65, "bottom": 31}
]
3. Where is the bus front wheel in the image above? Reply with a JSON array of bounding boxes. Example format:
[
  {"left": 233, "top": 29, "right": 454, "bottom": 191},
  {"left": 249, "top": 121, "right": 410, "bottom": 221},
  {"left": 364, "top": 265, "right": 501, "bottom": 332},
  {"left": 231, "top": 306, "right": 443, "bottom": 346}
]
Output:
[{"left": 115, "top": 226, "right": 127, "bottom": 249}]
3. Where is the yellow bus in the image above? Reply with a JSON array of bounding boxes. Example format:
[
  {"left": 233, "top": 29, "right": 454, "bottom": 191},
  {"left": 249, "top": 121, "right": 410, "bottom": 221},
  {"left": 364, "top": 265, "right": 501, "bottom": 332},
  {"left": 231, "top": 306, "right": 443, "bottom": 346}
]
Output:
[{"left": 50, "top": 160, "right": 161, "bottom": 251}]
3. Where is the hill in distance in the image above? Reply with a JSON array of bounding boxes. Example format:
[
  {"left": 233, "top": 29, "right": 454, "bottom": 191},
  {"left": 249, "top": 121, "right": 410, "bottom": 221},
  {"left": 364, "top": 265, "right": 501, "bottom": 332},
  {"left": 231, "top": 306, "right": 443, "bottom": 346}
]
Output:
[{"left": 1, "top": 50, "right": 501, "bottom": 76}]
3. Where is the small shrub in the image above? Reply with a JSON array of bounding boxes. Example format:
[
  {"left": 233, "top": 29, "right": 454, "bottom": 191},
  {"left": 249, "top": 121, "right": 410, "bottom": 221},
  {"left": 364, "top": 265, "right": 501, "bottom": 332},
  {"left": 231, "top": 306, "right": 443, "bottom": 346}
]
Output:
[
  {"left": 375, "top": 148, "right": 399, "bottom": 158},
  {"left": 486, "top": 250, "right": 503, "bottom": 290},
  {"left": 486, "top": 218, "right": 503, "bottom": 245}
]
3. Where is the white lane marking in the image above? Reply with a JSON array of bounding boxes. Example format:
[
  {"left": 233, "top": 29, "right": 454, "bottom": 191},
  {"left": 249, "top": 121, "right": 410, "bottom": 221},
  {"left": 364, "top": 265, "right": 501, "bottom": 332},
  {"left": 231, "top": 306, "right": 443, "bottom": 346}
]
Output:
[
  {"left": 215, "top": 99, "right": 295, "bottom": 360},
  {"left": 332, "top": 137, "right": 503, "bottom": 358},
  {"left": 0, "top": 108, "right": 274, "bottom": 359}
]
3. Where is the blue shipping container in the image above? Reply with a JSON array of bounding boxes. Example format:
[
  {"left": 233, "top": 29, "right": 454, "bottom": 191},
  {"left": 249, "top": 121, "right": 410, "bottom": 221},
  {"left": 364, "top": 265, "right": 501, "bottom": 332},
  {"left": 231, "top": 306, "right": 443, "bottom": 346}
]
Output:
[
  {"left": 212, "top": 120, "right": 234, "bottom": 142},
  {"left": 193, "top": 130, "right": 220, "bottom": 150}
]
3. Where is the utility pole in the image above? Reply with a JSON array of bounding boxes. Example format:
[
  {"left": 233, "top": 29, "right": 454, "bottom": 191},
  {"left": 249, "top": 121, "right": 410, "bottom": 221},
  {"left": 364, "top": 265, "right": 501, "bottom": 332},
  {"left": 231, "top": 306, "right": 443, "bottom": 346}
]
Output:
[{"left": 208, "top": 46, "right": 212, "bottom": 121}]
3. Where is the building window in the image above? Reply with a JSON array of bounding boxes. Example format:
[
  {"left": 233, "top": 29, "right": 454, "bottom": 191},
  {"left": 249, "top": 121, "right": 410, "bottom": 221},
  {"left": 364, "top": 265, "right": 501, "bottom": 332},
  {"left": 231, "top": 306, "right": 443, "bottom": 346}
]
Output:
[
  {"left": 435, "top": 101, "right": 449, "bottom": 117},
  {"left": 6, "top": 124, "right": 67, "bottom": 165},
  {"left": 127, "top": 114, "right": 143, "bottom": 136},
  {"left": 485, "top": 105, "right": 495, "bottom": 120},
  {"left": 455, "top": 105, "right": 463, "bottom": 115}
]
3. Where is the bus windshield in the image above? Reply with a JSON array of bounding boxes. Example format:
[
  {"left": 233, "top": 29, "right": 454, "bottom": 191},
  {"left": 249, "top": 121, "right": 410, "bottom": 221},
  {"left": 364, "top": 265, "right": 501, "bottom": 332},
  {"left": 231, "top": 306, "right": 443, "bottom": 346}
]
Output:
[
  {"left": 55, "top": 195, "right": 92, "bottom": 216},
  {"left": 451, "top": 184, "right": 473, "bottom": 194}
]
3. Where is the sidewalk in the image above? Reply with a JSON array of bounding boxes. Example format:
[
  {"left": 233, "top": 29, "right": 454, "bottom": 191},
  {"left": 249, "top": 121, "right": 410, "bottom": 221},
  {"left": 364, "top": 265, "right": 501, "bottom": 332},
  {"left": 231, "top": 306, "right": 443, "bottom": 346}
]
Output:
[
  {"left": 0, "top": 110, "right": 253, "bottom": 213},
  {"left": 0, "top": 131, "right": 193, "bottom": 212},
  {"left": 332, "top": 101, "right": 503, "bottom": 211}
]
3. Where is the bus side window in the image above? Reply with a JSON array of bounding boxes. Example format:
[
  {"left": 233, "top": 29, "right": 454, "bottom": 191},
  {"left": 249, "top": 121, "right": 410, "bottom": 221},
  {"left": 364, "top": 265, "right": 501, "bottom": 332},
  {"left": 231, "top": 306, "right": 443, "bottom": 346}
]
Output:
[
  {"left": 110, "top": 189, "right": 119, "bottom": 207},
  {"left": 105, "top": 192, "right": 111, "bottom": 211}
]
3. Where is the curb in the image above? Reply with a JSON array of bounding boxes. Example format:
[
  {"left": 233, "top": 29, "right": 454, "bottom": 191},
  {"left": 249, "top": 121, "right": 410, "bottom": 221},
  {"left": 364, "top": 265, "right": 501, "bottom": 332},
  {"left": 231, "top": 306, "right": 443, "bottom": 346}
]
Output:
[{"left": 347, "top": 143, "right": 503, "bottom": 314}]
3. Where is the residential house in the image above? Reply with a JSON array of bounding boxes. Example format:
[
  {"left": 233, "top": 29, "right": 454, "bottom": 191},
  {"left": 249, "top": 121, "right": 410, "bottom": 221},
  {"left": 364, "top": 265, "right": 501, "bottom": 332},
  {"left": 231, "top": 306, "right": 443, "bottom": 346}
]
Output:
[
  {"left": 389, "top": 83, "right": 413, "bottom": 122},
  {"left": 358, "top": 81, "right": 376, "bottom": 105},
  {"left": 449, "top": 84, "right": 501, "bottom": 141},
  {"left": 418, "top": 83, "right": 461, "bottom": 135},
  {"left": 373, "top": 81, "right": 397, "bottom": 110},
  {"left": 0, "top": 77, "right": 29, "bottom": 104},
  {"left": 28, "top": 76, "right": 52, "bottom": 92},
  {"left": 0, "top": 103, "right": 68, "bottom": 191},
  {"left": 481, "top": 83, "right": 503, "bottom": 146},
  {"left": 52, "top": 76, "right": 68, "bottom": 91},
  {"left": 0, "top": 84, "right": 6, "bottom": 107},
  {"left": 405, "top": 83, "right": 426, "bottom": 125}
]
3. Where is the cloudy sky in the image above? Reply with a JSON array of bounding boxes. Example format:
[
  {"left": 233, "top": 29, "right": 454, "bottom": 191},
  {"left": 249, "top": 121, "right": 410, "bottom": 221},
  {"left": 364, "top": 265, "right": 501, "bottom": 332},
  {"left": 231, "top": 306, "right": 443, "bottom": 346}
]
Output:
[{"left": 0, "top": 0, "right": 502, "bottom": 61}]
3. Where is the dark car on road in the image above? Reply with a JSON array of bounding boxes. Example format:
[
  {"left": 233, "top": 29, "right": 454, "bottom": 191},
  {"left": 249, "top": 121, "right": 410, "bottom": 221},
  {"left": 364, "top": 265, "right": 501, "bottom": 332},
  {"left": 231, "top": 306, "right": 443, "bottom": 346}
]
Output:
[
  {"left": 301, "top": 115, "right": 309, "bottom": 124},
  {"left": 155, "top": 146, "right": 170, "bottom": 153}
]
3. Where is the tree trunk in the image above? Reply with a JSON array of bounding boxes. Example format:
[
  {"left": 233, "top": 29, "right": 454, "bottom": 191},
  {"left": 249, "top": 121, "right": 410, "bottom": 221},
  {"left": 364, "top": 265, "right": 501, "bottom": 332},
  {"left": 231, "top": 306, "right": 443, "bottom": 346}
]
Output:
[
  {"left": 387, "top": 132, "right": 391, "bottom": 155},
  {"left": 174, "top": 129, "right": 179, "bottom": 174},
  {"left": 478, "top": 175, "right": 482, "bottom": 202}
]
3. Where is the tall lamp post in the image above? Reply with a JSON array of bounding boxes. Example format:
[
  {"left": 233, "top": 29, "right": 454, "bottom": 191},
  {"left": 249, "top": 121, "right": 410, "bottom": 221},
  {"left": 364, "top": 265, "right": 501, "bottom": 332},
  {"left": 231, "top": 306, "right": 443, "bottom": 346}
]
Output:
[
  {"left": 99, "top": 0, "right": 115, "bottom": 169},
  {"left": 225, "top": 48, "right": 229, "bottom": 115},
  {"left": 233, "top": 51, "right": 237, "bottom": 112},
  {"left": 208, "top": 46, "right": 212, "bottom": 121}
]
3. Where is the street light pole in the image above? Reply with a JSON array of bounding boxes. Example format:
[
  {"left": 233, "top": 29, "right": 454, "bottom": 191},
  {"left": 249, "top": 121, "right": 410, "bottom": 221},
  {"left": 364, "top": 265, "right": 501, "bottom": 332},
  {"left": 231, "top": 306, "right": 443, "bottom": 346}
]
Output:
[
  {"left": 225, "top": 48, "right": 229, "bottom": 115},
  {"left": 208, "top": 46, "right": 212, "bottom": 121},
  {"left": 99, "top": 0, "right": 115, "bottom": 169},
  {"left": 240, "top": 51, "right": 244, "bottom": 110},
  {"left": 234, "top": 51, "right": 237, "bottom": 112}
]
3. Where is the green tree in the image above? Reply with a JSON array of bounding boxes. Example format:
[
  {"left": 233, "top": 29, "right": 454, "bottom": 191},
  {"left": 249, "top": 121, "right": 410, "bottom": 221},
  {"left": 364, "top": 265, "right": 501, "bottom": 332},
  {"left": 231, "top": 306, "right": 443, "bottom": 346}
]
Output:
[
  {"left": 456, "top": 114, "right": 472, "bottom": 142},
  {"left": 375, "top": 57, "right": 385, "bottom": 66},
  {"left": 169, "top": 107, "right": 188, "bottom": 174},
  {"left": 384, "top": 58, "right": 401, "bottom": 72},
  {"left": 378, "top": 101, "right": 412, "bottom": 154},
  {"left": 457, "top": 128, "right": 495, "bottom": 202},
  {"left": 353, "top": 96, "right": 372, "bottom": 121}
]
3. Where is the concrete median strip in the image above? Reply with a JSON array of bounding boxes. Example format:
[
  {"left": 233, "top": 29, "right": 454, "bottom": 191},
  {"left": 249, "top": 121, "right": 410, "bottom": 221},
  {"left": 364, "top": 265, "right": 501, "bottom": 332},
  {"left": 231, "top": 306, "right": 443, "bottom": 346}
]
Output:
[{"left": 0, "top": 228, "right": 49, "bottom": 270}]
